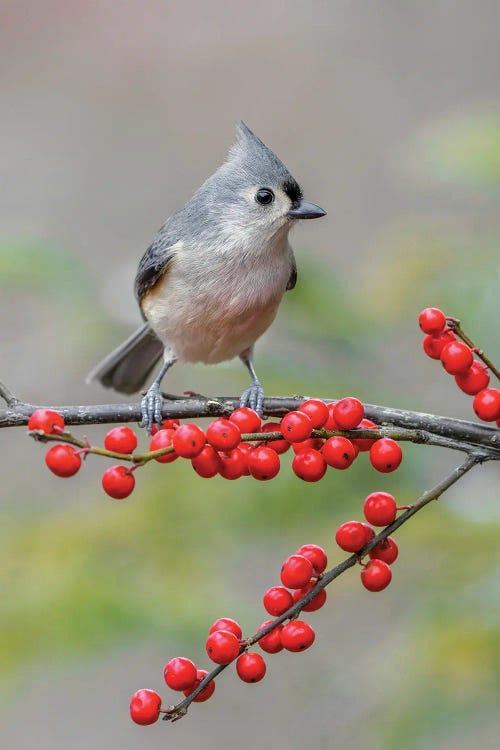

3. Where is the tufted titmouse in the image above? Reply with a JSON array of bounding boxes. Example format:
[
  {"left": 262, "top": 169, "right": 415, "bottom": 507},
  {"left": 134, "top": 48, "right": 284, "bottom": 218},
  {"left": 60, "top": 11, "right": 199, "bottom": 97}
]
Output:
[{"left": 87, "top": 123, "right": 326, "bottom": 430}]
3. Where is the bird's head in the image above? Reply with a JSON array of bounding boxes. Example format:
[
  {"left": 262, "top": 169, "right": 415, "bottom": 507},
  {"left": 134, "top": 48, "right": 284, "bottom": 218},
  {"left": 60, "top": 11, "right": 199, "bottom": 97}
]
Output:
[{"left": 200, "top": 123, "right": 326, "bottom": 248}]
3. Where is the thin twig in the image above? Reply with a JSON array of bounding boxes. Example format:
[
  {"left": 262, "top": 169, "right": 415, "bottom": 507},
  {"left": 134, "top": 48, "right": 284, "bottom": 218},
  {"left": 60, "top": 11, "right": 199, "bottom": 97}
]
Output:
[
  {"left": 29, "top": 424, "right": 500, "bottom": 463},
  {"left": 0, "top": 380, "right": 20, "bottom": 407},
  {"left": 447, "top": 317, "right": 500, "bottom": 381},
  {"left": 162, "top": 453, "right": 482, "bottom": 720}
]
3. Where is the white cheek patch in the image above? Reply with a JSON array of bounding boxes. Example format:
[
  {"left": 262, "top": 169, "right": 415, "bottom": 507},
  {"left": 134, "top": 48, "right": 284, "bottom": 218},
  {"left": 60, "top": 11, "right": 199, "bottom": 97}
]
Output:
[{"left": 240, "top": 186, "right": 290, "bottom": 224}]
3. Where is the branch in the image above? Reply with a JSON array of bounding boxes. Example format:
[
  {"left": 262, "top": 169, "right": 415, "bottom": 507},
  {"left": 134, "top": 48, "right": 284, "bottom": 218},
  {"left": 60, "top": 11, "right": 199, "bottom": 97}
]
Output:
[
  {"left": 1, "top": 387, "right": 499, "bottom": 457},
  {"left": 162, "top": 453, "right": 481, "bottom": 720}
]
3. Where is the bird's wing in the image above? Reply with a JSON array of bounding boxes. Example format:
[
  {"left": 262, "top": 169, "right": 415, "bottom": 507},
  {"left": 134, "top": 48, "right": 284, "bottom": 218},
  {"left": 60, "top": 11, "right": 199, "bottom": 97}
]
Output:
[
  {"left": 286, "top": 247, "right": 297, "bottom": 291},
  {"left": 134, "top": 220, "right": 182, "bottom": 303}
]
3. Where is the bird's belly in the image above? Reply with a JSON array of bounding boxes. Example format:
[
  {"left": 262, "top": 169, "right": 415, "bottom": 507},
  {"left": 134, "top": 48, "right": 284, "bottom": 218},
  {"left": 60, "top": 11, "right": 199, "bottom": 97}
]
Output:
[
  {"left": 177, "top": 301, "right": 280, "bottom": 363},
  {"left": 142, "top": 273, "right": 286, "bottom": 364}
]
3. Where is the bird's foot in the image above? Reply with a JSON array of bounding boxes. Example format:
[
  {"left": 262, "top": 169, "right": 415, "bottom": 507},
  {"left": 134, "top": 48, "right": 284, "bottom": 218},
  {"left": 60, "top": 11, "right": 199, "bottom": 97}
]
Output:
[
  {"left": 239, "top": 381, "right": 265, "bottom": 415},
  {"left": 140, "top": 382, "right": 164, "bottom": 433}
]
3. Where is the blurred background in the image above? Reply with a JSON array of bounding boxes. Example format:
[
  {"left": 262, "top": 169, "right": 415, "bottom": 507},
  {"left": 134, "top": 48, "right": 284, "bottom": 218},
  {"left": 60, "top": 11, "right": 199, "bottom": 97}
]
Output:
[{"left": 1, "top": 1, "right": 499, "bottom": 748}]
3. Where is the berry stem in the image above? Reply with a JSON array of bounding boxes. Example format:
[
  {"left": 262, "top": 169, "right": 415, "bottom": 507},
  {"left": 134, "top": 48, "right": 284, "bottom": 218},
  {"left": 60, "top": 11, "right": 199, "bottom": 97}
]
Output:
[
  {"left": 27, "top": 423, "right": 500, "bottom": 467},
  {"left": 313, "top": 426, "right": 494, "bottom": 454},
  {"left": 160, "top": 451, "right": 483, "bottom": 723},
  {"left": 446, "top": 318, "right": 500, "bottom": 381}
]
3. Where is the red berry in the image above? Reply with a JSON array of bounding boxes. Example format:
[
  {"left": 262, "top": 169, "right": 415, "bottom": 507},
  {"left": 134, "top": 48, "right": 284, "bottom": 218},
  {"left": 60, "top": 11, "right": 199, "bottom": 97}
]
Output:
[
  {"left": 351, "top": 419, "right": 378, "bottom": 451},
  {"left": 292, "top": 583, "right": 327, "bottom": 612},
  {"left": 279, "top": 411, "right": 313, "bottom": 443},
  {"left": 104, "top": 426, "right": 138, "bottom": 454},
  {"left": 322, "top": 436, "right": 357, "bottom": 469},
  {"left": 209, "top": 617, "right": 243, "bottom": 639},
  {"left": 473, "top": 388, "right": 500, "bottom": 422},
  {"left": 151, "top": 418, "right": 180, "bottom": 434},
  {"left": 129, "top": 688, "right": 162, "bottom": 725},
  {"left": 28, "top": 408, "right": 65, "bottom": 435},
  {"left": 335, "top": 521, "right": 367, "bottom": 552},
  {"left": 164, "top": 656, "right": 197, "bottom": 691},
  {"left": 292, "top": 437, "right": 324, "bottom": 454},
  {"left": 172, "top": 423, "right": 205, "bottom": 458},
  {"left": 292, "top": 449, "right": 327, "bottom": 482},
  {"left": 206, "top": 418, "right": 241, "bottom": 451},
  {"left": 363, "top": 491, "right": 397, "bottom": 526},
  {"left": 369, "top": 438, "right": 403, "bottom": 473},
  {"left": 163, "top": 419, "right": 180, "bottom": 430},
  {"left": 323, "top": 403, "right": 340, "bottom": 430},
  {"left": 45, "top": 444, "right": 81, "bottom": 477},
  {"left": 361, "top": 522, "right": 376, "bottom": 544},
  {"left": 369, "top": 537, "right": 399, "bottom": 564},
  {"left": 455, "top": 361, "right": 490, "bottom": 395},
  {"left": 440, "top": 341, "right": 473, "bottom": 375},
  {"left": 418, "top": 307, "right": 446, "bottom": 335},
  {"left": 229, "top": 407, "right": 261, "bottom": 433},
  {"left": 361, "top": 559, "right": 392, "bottom": 591},
  {"left": 218, "top": 448, "right": 246, "bottom": 480},
  {"left": 183, "top": 669, "right": 215, "bottom": 702},
  {"left": 102, "top": 465, "right": 135, "bottom": 499},
  {"left": 258, "top": 621, "right": 283, "bottom": 653},
  {"left": 149, "top": 428, "right": 178, "bottom": 463},
  {"left": 422, "top": 329, "right": 456, "bottom": 359},
  {"left": 281, "top": 620, "right": 315, "bottom": 652},
  {"left": 263, "top": 586, "right": 294, "bottom": 616},
  {"left": 332, "top": 397, "right": 364, "bottom": 429},
  {"left": 247, "top": 445, "right": 280, "bottom": 480},
  {"left": 261, "top": 422, "right": 290, "bottom": 454},
  {"left": 280, "top": 554, "right": 314, "bottom": 589},
  {"left": 237, "top": 441, "right": 253, "bottom": 475},
  {"left": 296, "top": 543, "right": 328, "bottom": 574},
  {"left": 191, "top": 445, "right": 222, "bottom": 478},
  {"left": 236, "top": 652, "right": 267, "bottom": 683},
  {"left": 298, "top": 399, "right": 329, "bottom": 428},
  {"left": 206, "top": 629, "right": 240, "bottom": 664}
]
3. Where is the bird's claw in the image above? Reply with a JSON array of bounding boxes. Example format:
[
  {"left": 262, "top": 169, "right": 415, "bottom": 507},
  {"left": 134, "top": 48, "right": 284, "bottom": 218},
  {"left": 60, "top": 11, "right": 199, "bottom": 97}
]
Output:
[
  {"left": 240, "top": 381, "right": 265, "bottom": 416},
  {"left": 140, "top": 383, "right": 163, "bottom": 433}
]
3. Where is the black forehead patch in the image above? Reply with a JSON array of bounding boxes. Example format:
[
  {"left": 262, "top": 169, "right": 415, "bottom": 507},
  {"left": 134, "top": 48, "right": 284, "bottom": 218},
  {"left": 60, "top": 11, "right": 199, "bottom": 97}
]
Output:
[{"left": 282, "top": 176, "right": 303, "bottom": 205}]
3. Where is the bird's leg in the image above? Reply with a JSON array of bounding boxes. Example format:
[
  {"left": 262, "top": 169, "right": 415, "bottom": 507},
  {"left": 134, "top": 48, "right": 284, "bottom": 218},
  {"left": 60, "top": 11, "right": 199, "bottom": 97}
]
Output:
[
  {"left": 239, "top": 348, "right": 265, "bottom": 415},
  {"left": 140, "top": 356, "right": 177, "bottom": 433}
]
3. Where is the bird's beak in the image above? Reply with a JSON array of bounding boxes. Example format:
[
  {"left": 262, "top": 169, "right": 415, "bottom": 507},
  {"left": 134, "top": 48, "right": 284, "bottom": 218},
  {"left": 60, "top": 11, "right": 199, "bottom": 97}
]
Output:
[{"left": 287, "top": 200, "right": 326, "bottom": 220}]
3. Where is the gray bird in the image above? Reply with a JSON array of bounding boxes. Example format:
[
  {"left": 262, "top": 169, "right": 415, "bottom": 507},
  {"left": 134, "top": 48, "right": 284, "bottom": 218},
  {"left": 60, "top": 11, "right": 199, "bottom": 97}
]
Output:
[{"left": 87, "top": 123, "right": 326, "bottom": 431}]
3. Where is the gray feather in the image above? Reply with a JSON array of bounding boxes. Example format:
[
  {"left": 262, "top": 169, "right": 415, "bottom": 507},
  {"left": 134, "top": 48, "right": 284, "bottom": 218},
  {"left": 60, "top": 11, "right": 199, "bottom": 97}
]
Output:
[{"left": 86, "top": 323, "right": 163, "bottom": 394}]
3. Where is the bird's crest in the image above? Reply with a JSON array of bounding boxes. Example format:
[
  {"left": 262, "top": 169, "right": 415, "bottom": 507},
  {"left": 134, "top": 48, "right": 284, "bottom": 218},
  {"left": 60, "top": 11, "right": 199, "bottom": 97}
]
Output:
[{"left": 227, "top": 122, "right": 297, "bottom": 190}]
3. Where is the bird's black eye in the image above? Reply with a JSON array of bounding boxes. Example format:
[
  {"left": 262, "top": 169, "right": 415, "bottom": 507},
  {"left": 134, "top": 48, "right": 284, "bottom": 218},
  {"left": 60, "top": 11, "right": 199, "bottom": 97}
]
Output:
[{"left": 255, "top": 188, "right": 275, "bottom": 205}]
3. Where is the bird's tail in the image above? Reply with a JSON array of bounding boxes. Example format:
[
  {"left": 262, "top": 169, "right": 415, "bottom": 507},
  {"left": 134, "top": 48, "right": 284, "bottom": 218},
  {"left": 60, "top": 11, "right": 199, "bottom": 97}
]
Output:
[{"left": 86, "top": 323, "right": 163, "bottom": 394}]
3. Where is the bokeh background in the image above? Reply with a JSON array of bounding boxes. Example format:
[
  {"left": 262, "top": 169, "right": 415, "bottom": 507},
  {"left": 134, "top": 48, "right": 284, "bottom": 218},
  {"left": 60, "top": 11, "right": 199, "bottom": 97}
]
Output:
[{"left": 1, "top": 2, "right": 499, "bottom": 748}]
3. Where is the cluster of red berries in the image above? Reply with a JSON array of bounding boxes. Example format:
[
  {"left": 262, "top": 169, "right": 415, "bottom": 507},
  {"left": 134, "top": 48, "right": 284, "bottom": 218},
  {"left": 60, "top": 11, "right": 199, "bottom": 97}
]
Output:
[
  {"left": 335, "top": 491, "right": 401, "bottom": 591},
  {"left": 419, "top": 308, "right": 500, "bottom": 424},
  {"left": 129, "top": 544, "right": 325, "bottom": 725},
  {"left": 28, "top": 399, "right": 403, "bottom": 499},
  {"left": 130, "top": 515, "right": 402, "bottom": 726}
]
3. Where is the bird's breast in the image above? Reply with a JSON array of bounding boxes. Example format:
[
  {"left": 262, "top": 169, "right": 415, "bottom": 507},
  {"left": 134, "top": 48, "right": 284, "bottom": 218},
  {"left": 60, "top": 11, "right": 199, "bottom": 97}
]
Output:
[{"left": 141, "top": 243, "right": 292, "bottom": 363}]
